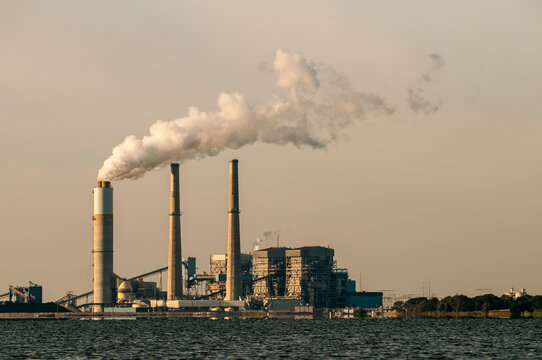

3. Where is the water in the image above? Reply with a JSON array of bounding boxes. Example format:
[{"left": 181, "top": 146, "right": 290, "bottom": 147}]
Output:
[{"left": 1, "top": 319, "right": 540, "bottom": 359}]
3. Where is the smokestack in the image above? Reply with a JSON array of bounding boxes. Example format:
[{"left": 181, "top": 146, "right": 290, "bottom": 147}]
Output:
[
  {"left": 167, "top": 163, "right": 182, "bottom": 300},
  {"left": 93, "top": 180, "right": 114, "bottom": 312},
  {"left": 226, "top": 159, "right": 241, "bottom": 301}
]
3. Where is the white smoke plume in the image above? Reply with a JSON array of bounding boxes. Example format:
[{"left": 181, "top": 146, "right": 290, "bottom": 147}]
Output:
[
  {"left": 253, "top": 238, "right": 264, "bottom": 251},
  {"left": 252, "top": 230, "right": 281, "bottom": 251},
  {"left": 98, "top": 49, "right": 394, "bottom": 180},
  {"left": 407, "top": 53, "right": 444, "bottom": 114}
]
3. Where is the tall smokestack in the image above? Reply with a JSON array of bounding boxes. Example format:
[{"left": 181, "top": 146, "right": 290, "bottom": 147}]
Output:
[
  {"left": 226, "top": 159, "right": 241, "bottom": 301},
  {"left": 93, "top": 180, "right": 114, "bottom": 312},
  {"left": 167, "top": 163, "right": 182, "bottom": 300}
]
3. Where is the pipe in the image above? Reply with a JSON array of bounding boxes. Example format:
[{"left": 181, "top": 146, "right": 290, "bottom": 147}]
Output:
[
  {"left": 167, "top": 163, "right": 183, "bottom": 300},
  {"left": 225, "top": 159, "right": 241, "bottom": 301},
  {"left": 93, "top": 180, "right": 114, "bottom": 312}
]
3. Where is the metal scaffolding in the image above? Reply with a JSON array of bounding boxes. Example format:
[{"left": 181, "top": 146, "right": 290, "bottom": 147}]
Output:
[
  {"left": 251, "top": 246, "right": 336, "bottom": 308},
  {"left": 206, "top": 253, "right": 252, "bottom": 299},
  {"left": 285, "top": 247, "right": 335, "bottom": 308},
  {"left": 252, "top": 248, "right": 287, "bottom": 298}
]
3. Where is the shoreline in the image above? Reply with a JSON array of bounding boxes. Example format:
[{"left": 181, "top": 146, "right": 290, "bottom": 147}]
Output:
[{"left": 0, "top": 310, "right": 322, "bottom": 320}]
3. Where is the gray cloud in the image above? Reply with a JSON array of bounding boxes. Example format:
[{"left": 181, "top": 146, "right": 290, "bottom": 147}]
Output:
[{"left": 407, "top": 53, "right": 444, "bottom": 114}]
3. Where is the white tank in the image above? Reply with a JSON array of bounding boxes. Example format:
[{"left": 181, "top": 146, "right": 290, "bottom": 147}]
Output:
[{"left": 117, "top": 281, "right": 134, "bottom": 302}]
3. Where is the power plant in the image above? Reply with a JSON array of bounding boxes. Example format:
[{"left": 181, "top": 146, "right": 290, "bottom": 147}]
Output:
[
  {"left": 1, "top": 158, "right": 383, "bottom": 317},
  {"left": 87, "top": 158, "right": 382, "bottom": 313}
]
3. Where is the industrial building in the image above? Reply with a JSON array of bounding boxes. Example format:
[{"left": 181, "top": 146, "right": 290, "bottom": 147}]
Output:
[
  {"left": 1, "top": 158, "right": 383, "bottom": 316},
  {"left": 0, "top": 282, "right": 42, "bottom": 304},
  {"left": 206, "top": 253, "right": 253, "bottom": 299},
  {"left": 249, "top": 246, "right": 381, "bottom": 309},
  {"left": 285, "top": 247, "right": 336, "bottom": 308},
  {"left": 252, "top": 246, "right": 336, "bottom": 307},
  {"left": 345, "top": 291, "right": 383, "bottom": 309},
  {"left": 252, "top": 248, "right": 286, "bottom": 298}
]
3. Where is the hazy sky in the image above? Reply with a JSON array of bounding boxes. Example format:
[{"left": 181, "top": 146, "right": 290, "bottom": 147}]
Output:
[{"left": 1, "top": 1, "right": 541, "bottom": 301}]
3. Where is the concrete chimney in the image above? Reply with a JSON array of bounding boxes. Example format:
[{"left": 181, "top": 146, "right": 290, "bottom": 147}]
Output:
[
  {"left": 226, "top": 159, "right": 241, "bottom": 301},
  {"left": 167, "top": 163, "right": 183, "bottom": 300},
  {"left": 93, "top": 180, "right": 114, "bottom": 312}
]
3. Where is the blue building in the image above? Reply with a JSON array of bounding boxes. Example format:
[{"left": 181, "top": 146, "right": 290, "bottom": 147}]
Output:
[
  {"left": 9, "top": 283, "right": 42, "bottom": 304},
  {"left": 345, "top": 291, "right": 383, "bottom": 309}
]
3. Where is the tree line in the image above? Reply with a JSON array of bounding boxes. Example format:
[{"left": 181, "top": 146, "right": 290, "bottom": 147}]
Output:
[{"left": 392, "top": 294, "right": 542, "bottom": 318}]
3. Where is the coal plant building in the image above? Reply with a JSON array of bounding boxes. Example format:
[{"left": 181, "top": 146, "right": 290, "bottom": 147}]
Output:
[
  {"left": 251, "top": 246, "right": 336, "bottom": 308},
  {"left": 250, "top": 246, "right": 383, "bottom": 309},
  {"left": 252, "top": 248, "right": 287, "bottom": 298},
  {"left": 73, "top": 159, "right": 384, "bottom": 314}
]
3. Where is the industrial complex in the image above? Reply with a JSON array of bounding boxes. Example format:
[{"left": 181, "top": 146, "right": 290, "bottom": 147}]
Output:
[{"left": 0, "top": 159, "right": 383, "bottom": 317}]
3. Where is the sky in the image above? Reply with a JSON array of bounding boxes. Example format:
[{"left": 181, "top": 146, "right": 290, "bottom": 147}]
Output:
[{"left": 1, "top": 1, "right": 541, "bottom": 302}]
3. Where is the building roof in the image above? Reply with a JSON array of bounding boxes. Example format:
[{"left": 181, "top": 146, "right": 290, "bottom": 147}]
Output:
[
  {"left": 285, "top": 246, "right": 334, "bottom": 258},
  {"left": 253, "top": 246, "right": 335, "bottom": 258},
  {"left": 252, "top": 247, "right": 288, "bottom": 258}
]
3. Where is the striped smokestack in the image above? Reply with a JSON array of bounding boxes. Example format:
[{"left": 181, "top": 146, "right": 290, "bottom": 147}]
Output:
[
  {"left": 225, "top": 159, "right": 241, "bottom": 301},
  {"left": 167, "top": 163, "right": 183, "bottom": 300},
  {"left": 93, "top": 181, "right": 114, "bottom": 312}
]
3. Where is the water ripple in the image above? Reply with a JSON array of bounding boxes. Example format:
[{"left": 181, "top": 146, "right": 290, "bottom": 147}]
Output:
[{"left": 0, "top": 318, "right": 540, "bottom": 359}]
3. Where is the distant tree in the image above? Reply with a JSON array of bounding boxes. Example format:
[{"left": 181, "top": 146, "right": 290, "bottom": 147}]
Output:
[
  {"left": 404, "top": 297, "right": 437, "bottom": 316},
  {"left": 405, "top": 297, "right": 427, "bottom": 308},
  {"left": 450, "top": 295, "right": 474, "bottom": 312},
  {"left": 404, "top": 297, "right": 425, "bottom": 313},
  {"left": 472, "top": 294, "right": 505, "bottom": 311},
  {"left": 438, "top": 296, "right": 453, "bottom": 312},
  {"left": 499, "top": 295, "right": 514, "bottom": 309},
  {"left": 436, "top": 295, "right": 474, "bottom": 312},
  {"left": 509, "top": 296, "right": 534, "bottom": 318},
  {"left": 509, "top": 302, "right": 521, "bottom": 318},
  {"left": 531, "top": 296, "right": 542, "bottom": 310},
  {"left": 424, "top": 297, "right": 439, "bottom": 312},
  {"left": 392, "top": 301, "right": 404, "bottom": 311}
]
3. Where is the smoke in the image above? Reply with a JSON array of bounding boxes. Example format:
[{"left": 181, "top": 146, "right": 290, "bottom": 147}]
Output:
[
  {"left": 97, "top": 49, "right": 395, "bottom": 181},
  {"left": 407, "top": 88, "right": 441, "bottom": 114},
  {"left": 253, "top": 238, "right": 263, "bottom": 251},
  {"left": 421, "top": 54, "right": 444, "bottom": 83},
  {"left": 407, "top": 53, "right": 444, "bottom": 114},
  {"left": 252, "top": 230, "right": 280, "bottom": 251}
]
